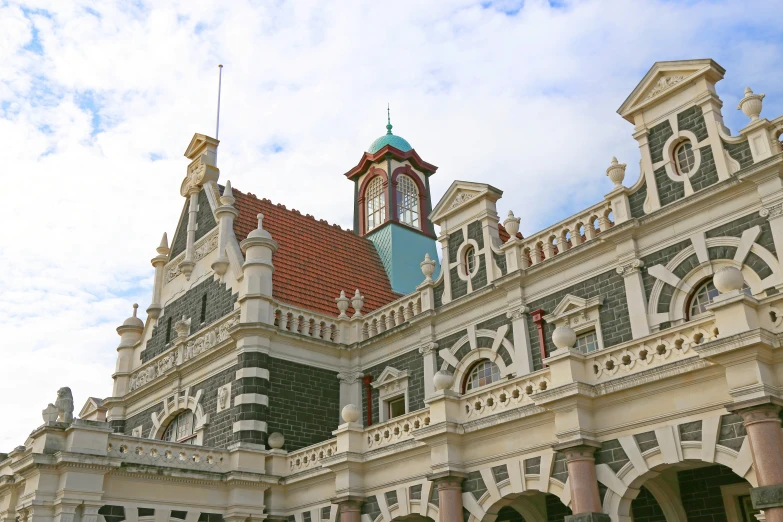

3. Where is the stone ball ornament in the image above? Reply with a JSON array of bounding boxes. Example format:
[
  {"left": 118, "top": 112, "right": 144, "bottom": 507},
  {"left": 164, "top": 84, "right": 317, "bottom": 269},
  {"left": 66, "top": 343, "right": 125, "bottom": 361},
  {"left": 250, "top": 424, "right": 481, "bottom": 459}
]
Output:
[
  {"left": 433, "top": 371, "right": 455, "bottom": 391},
  {"left": 713, "top": 266, "right": 745, "bottom": 294},
  {"left": 341, "top": 403, "right": 361, "bottom": 424},
  {"left": 552, "top": 325, "right": 577, "bottom": 350},
  {"left": 267, "top": 432, "right": 285, "bottom": 450}
]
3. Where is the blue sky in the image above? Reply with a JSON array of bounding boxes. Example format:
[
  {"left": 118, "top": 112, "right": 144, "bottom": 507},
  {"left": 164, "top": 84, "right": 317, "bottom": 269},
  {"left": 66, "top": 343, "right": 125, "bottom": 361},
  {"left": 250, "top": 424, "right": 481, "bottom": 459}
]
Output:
[{"left": 1, "top": 0, "right": 783, "bottom": 446}]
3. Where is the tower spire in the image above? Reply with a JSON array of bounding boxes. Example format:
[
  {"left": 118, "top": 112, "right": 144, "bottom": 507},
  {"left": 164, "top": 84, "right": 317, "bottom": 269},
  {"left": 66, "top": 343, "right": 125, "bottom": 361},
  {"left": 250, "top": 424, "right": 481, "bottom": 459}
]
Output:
[{"left": 386, "top": 103, "right": 392, "bottom": 135}]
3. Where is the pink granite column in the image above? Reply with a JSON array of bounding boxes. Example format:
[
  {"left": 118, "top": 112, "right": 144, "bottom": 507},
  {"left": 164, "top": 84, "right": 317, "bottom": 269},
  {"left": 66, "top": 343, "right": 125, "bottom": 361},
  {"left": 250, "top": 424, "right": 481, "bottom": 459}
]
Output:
[
  {"left": 336, "top": 500, "right": 362, "bottom": 522},
  {"left": 435, "top": 475, "right": 465, "bottom": 522},
  {"left": 737, "top": 403, "right": 783, "bottom": 522},
  {"left": 562, "top": 446, "right": 604, "bottom": 515}
]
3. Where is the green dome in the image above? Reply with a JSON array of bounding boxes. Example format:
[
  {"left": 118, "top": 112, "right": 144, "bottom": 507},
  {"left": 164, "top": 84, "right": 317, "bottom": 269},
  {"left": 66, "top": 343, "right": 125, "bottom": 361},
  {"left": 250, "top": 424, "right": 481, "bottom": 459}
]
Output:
[
  {"left": 367, "top": 107, "right": 412, "bottom": 153},
  {"left": 367, "top": 133, "right": 412, "bottom": 154}
]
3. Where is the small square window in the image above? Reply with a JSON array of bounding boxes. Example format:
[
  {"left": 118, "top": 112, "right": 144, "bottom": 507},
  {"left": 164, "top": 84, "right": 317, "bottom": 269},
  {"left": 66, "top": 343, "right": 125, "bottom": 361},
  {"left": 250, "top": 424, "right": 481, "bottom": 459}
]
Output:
[
  {"left": 575, "top": 331, "right": 598, "bottom": 354},
  {"left": 387, "top": 397, "right": 406, "bottom": 419}
]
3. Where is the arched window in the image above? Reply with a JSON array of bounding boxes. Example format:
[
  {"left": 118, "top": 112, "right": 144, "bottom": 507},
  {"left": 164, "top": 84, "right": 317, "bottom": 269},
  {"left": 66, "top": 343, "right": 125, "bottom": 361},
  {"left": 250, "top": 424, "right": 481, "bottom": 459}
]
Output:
[
  {"left": 396, "top": 174, "right": 419, "bottom": 227},
  {"left": 366, "top": 176, "right": 386, "bottom": 232},
  {"left": 687, "top": 277, "right": 751, "bottom": 319},
  {"left": 464, "top": 359, "right": 501, "bottom": 392},
  {"left": 675, "top": 141, "right": 695, "bottom": 175},
  {"left": 162, "top": 410, "right": 196, "bottom": 445},
  {"left": 464, "top": 245, "right": 476, "bottom": 273}
]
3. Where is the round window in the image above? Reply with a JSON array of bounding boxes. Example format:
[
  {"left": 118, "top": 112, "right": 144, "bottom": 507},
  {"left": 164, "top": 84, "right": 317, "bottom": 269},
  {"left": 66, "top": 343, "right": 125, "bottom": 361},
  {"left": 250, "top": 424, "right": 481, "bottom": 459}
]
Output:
[
  {"left": 464, "top": 359, "right": 501, "bottom": 392},
  {"left": 675, "top": 141, "right": 695, "bottom": 175}
]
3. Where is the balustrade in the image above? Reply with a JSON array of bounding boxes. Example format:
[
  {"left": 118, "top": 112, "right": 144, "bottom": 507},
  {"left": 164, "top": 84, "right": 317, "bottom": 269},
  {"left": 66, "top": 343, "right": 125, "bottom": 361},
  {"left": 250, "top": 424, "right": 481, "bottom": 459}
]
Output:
[
  {"left": 365, "top": 409, "right": 431, "bottom": 450},
  {"left": 274, "top": 304, "right": 338, "bottom": 342},
  {"left": 287, "top": 438, "right": 338, "bottom": 473},
  {"left": 107, "top": 435, "right": 229, "bottom": 472},
  {"left": 361, "top": 294, "right": 423, "bottom": 341}
]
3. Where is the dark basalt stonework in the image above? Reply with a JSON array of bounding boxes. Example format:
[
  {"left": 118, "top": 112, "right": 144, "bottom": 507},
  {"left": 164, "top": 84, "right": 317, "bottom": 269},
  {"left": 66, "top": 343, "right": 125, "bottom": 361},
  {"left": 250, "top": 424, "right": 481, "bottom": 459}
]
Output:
[
  {"left": 141, "top": 277, "right": 237, "bottom": 363},
  {"left": 629, "top": 181, "right": 647, "bottom": 219},
  {"left": 170, "top": 189, "right": 217, "bottom": 259},
  {"left": 724, "top": 139, "right": 754, "bottom": 170},
  {"left": 362, "top": 348, "right": 425, "bottom": 426},
  {"left": 689, "top": 146, "right": 719, "bottom": 192},
  {"left": 266, "top": 357, "right": 340, "bottom": 451},
  {"left": 630, "top": 486, "right": 667, "bottom": 522},
  {"left": 234, "top": 351, "right": 269, "bottom": 445},
  {"left": 654, "top": 166, "right": 685, "bottom": 206},
  {"left": 463, "top": 470, "right": 488, "bottom": 501},
  {"left": 595, "top": 438, "right": 630, "bottom": 473},
  {"left": 706, "top": 212, "right": 776, "bottom": 256},
  {"left": 677, "top": 105, "right": 709, "bottom": 142},
  {"left": 527, "top": 269, "right": 632, "bottom": 371},
  {"left": 677, "top": 464, "right": 749, "bottom": 521},
  {"left": 718, "top": 413, "right": 747, "bottom": 451}
]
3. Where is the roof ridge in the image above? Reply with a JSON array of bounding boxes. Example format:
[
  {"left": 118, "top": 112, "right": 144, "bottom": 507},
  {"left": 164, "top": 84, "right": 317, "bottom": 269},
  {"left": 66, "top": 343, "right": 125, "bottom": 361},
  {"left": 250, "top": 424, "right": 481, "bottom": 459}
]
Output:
[{"left": 230, "top": 185, "right": 363, "bottom": 237}]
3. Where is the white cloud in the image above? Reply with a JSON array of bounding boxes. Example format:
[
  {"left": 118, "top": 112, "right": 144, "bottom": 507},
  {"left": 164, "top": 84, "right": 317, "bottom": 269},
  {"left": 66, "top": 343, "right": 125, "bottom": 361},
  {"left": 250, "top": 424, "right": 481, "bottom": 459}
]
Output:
[{"left": 1, "top": 0, "right": 782, "bottom": 448}]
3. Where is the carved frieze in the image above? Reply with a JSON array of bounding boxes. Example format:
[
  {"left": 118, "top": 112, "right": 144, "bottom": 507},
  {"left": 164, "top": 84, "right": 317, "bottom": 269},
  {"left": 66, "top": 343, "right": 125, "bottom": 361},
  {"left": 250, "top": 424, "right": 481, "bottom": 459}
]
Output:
[
  {"left": 165, "top": 228, "right": 219, "bottom": 283},
  {"left": 129, "top": 311, "right": 239, "bottom": 392},
  {"left": 644, "top": 75, "right": 686, "bottom": 101},
  {"left": 448, "top": 192, "right": 477, "bottom": 210}
]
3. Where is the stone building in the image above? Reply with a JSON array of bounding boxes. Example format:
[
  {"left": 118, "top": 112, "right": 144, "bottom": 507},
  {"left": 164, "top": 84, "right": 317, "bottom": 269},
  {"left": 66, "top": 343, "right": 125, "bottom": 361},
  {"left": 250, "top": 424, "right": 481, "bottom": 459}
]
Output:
[{"left": 4, "top": 58, "right": 783, "bottom": 522}]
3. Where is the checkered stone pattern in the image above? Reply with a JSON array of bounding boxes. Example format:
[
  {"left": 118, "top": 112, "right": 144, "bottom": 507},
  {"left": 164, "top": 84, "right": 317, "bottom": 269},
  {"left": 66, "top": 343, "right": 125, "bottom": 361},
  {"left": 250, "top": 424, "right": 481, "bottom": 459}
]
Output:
[{"left": 233, "top": 351, "right": 270, "bottom": 445}]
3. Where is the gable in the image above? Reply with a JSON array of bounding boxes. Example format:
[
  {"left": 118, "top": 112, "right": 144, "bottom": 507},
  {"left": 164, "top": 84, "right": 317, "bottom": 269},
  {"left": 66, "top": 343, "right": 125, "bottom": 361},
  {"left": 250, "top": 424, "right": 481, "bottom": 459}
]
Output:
[
  {"left": 617, "top": 59, "right": 725, "bottom": 123},
  {"left": 169, "top": 188, "right": 217, "bottom": 259},
  {"left": 430, "top": 180, "right": 502, "bottom": 224}
]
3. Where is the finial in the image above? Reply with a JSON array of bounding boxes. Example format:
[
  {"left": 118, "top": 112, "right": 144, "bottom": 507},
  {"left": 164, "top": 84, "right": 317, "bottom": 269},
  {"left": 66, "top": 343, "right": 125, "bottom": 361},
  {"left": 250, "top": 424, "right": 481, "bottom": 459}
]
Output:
[
  {"left": 611, "top": 156, "right": 618, "bottom": 165},
  {"left": 257, "top": 213, "right": 264, "bottom": 230},
  {"left": 220, "top": 180, "right": 235, "bottom": 206},
  {"left": 386, "top": 103, "right": 392, "bottom": 135},
  {"left": 157, "top": 232, "right": 169, "bottom": 255},
  {"left": 132, "top": 304, "right": 138, "bottom": 317}
]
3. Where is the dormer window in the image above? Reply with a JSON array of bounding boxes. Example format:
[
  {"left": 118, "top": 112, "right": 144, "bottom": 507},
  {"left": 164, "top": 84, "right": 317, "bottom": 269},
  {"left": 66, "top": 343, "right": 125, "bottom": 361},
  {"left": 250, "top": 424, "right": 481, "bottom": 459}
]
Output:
[
  {"left": 366, "top": 176, "right": 386, "bottom": 232},
  {"left": 396, "top": 174, "right": 419, "bottom": 227},
  {"left": 675, "top": 141, "right": 695, "bottom": 175}
]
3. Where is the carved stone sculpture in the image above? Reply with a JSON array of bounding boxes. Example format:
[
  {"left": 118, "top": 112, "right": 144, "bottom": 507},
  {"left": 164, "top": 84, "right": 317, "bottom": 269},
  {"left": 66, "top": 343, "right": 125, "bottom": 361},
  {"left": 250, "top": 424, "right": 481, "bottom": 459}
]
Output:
[{"left": 54, "top": 387, "right": 74, "bottom": 423}]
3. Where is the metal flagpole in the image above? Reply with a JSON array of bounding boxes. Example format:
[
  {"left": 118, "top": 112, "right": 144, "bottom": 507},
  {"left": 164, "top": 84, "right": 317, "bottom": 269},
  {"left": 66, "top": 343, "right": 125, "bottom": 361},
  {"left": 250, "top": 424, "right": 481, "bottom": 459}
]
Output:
[{"left": 216, "top": 64, "right": 223, "bottom": 139}]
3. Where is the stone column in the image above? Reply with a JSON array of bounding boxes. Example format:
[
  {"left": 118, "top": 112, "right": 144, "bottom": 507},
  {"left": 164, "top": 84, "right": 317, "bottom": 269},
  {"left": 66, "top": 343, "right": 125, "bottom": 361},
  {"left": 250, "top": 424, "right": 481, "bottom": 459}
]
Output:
[
  {"left": 428, "top": 473, "right": 466, "bottom": 522},
  {"left": 506, "top": 306, "right": 534, "bottom": 376},
  {"left": 179, "top": 186, "right": 200, "bottom": 280},
  {"left": 332, "top": 499, "right": 362, "bottom": 522},
  {"left": 728, "top": 398, "right": 783, "bottom": 521},
  {"left": 554, "top": 442, "right": 609, "bottom": 522},
  {"left": 419, "top": 341, "right": 439, "bottom": 401},
  {"left": 616, "top": 259, "right": 650, "bottom": 338}
]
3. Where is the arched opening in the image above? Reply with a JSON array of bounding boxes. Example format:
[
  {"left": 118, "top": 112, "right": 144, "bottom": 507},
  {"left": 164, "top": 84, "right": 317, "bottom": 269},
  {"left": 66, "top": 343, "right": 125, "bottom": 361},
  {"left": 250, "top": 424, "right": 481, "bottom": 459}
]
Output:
[
  {"left": 396, "top": 174, "right": 420, "bottom": 228},
  {"left": 686, "top": 276, "right": 751, "bottom": 320},
  {"left": 161, "top": 410, "right": 196, "bottom": 445},
  {"left": 479, "top": 492, "right": 570, "bottom": 522},
  {"left": 462, "top": 359, "right": 501, "bottom": 393},
  {"left": 366, "top": 176, "right": 386, "bottom": 232},
  {"left": 627, "top": 463, "right": 757, "bottom": 522}
]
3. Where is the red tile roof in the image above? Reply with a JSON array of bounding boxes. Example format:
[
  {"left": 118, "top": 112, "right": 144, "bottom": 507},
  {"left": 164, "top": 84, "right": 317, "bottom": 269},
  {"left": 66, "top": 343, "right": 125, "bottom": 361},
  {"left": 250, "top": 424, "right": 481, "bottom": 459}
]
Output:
[{"left": 232, "top": 188, "right": 402, "bottom": 317}]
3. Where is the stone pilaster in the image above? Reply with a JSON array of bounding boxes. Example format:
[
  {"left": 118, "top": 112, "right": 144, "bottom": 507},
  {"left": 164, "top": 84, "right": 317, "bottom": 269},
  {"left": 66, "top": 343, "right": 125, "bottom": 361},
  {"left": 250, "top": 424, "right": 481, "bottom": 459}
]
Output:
[
  {"left": 419, "top": 341, "right": 438, "bottom": 401},
  {"left": 506, "top": 306, "right": 534, "bottom": 376},
  {"left": 616, "top": 259, "right": 650, "bottom": 338},
  {"left": 337, "top": 370, "right": 363, "bottom": 423}
]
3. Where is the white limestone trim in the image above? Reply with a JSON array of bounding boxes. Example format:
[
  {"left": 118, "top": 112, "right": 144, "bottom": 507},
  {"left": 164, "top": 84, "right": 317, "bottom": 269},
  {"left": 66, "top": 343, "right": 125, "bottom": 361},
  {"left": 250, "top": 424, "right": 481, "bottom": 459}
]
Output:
[
  {"left": 148, "top": 388, "right": 208, "bottom": 444},
  {"left": 372, "top": 366, "right": 410, "bottom": 422},
  {"left": 235, "top": 367, "right": 269, "bottom": 380},
  {"left": 233, "top": 393, "right": 269, "bottom": 407},
  {"left": 646, "top": 236, "right": 782, "bottom": 327},
  {"left": 438, "top": 326, "right": 518, "bottom": 392},
  {"left": 232, "top": 420, "right": 267, "bottom": 433},
  {"left": 365, "top": 480, "right": 439, "bottom": 522},
  {"left": 657, "top": 128, "right": 705, "bottom": 190}
]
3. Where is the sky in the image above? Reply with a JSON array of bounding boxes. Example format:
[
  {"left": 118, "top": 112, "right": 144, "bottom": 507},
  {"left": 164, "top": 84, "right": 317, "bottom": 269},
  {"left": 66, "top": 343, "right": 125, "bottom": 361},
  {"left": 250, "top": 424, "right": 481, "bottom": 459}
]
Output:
[{"left": 1, "top": 0, "right": 783, "bottom": 448}]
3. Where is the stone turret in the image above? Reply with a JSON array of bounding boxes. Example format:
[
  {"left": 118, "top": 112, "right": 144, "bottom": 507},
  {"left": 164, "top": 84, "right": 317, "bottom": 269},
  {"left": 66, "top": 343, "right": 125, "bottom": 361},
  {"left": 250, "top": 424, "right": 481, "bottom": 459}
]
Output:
[
  {"left": 239, "top": 213, "right": 278, "bottom": 324},
  {"left": 112, "top": 304, "right": 144, "bottom": 397}
]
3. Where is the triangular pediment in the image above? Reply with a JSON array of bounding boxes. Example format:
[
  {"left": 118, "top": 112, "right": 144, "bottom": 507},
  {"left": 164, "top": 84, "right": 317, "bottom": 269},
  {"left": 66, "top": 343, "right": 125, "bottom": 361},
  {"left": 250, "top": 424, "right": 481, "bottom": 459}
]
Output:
[
  {"left": 78, "top": 397, "right": 106, "bottom": 420},
  {"left": 430, "top": 181, "right": 503, "bottom": 224},
  {"left": 372, "top": 366, "right": 408, "bottom": 388},
  {"left": 184, "top": 133, "right": 220, "bottom": 160},
  {"left": 617, "top": 59, "right": 725, "bottom": 123},
  {"left": 543, "top": 294, "right": 604, "bottom": 323}
]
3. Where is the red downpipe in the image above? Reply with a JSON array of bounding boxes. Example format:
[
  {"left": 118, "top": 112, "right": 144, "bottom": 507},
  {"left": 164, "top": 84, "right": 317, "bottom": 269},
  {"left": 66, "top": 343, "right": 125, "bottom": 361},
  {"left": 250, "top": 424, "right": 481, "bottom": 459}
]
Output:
[
  {"left": 530, "top": 309, "right": 548, "bottom": 366},
  {"left": 362, "top": 375, "right": 374, "bottom": 426}
]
